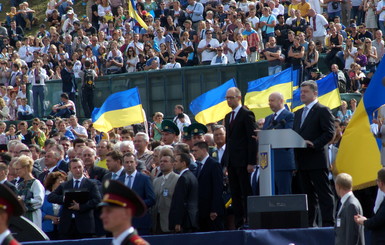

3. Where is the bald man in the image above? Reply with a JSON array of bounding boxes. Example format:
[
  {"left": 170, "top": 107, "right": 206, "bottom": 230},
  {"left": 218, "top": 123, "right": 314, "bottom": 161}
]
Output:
[{"left": 262, "top": 92, "right": 295, "bottom": 194}]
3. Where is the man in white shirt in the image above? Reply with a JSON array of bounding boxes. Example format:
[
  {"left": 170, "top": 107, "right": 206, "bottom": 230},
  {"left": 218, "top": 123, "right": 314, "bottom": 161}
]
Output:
[
  {"left": 28, "top": 59, "right": 48, "bottom": 118},
  {"left": 19, "top": 37, "right": 34, "bottom": 66},
  {"left": 308, "top": 8, "right": 329, "bottom": 47},
  {"left": 173, "top": 105, "right": 191, "bottom": 133},
  {"left": 197, "top": 30, "right": 220, "bottom": 65},
  {"left": 186, "top": 0, "right": 204, "bottom": 30},
  {"left": 211, "top": 47, "right": 228, "bottom": 65},
  {"left": 67, "top": 115, "right": 88, "bottom": 139},
  {"left": 127, "top": 33, "right": 144, "bottom": 55},
  {"left": 163, "top": 54, "right": 181, "bottom": 69}
]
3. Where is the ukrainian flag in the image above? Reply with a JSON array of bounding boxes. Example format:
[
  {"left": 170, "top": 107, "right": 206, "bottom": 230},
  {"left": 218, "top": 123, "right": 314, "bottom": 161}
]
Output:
[
  {"left": 244, "top": 68, "right": 295, "bottom": 120},
  {"left": 128, "top": 0, "right": 148, "bottom": 30},
  {"left": 189, "top": 79, "right": 236, "bottom": 125},
  {"left": 335, "top": 59, "right": 385, "bottom": 190},
  {"left": 291, "top": 72, "right": 341, "bottom": 112},
  {"left": 92, "top": 87, "right": 145, "bottom": 132}
]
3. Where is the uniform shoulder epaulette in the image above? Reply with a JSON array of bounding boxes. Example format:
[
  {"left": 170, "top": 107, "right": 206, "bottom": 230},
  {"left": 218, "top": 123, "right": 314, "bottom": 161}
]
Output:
[{"left": 129, "top": 234, "right": 149, "bottom": 245}]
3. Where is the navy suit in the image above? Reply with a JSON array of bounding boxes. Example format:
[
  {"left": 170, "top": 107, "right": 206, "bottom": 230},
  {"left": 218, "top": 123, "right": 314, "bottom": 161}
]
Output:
[
  {"left": 364, "top": 199, "right": 385, "bottom": 245},
  {"left": 60, "top": 67, "right": 77, "bottom": 101},
  {"left": 293, "top": 102, "right": 335, "bottom": 227},
  {"left": 169, "top": 169, "right": 199, "bottom": 232},
  {"left": 129, "top": 172, "right": 155, "bottom": 235},
  {"left": 262, "top": 109, "right": 295, "bottom": 194},
  {"left": 197, "top": 156, "right": 224, "bottom": 231},
  {"left": 47, "top": 178, "right": 101, "bottom": 239},
  {"left": 102, "top": 169, "right": 126, "bottom": 183},
  {"left": 1, "top": 180, "right": 17, "bottom": 194}
]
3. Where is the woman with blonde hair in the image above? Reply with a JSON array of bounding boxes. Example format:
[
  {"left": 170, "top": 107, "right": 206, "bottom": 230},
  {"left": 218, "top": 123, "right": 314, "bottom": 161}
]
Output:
[
  {"left": 151, "top": 112, "right": 164, "bottom": 141},
  {"left": 14, "top": 155, "right": 45, "bottom": 228},
  {"left": 0, "top": 98, "right": 10, "bottom": 121},
  {"left": 363, "top": 37, "right": 377, "bottom": 73}
]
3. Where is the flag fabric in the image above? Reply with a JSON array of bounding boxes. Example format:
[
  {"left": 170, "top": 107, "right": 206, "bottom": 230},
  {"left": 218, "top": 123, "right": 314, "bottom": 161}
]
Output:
[
  {"left": 291, "top": 72, "right": 341, "bottom": 112},
  {"left": 92, "top": 87, "right": 145, "bottom": 132},
  {"left": 335, "top": 59, "right": 385, "bottom": 190},
  {"left": 244, "top": 68, "right": 295, "bottom": 120},
  {"left": 128, "top": 0, "right": 148, "bottom": 30},
  {"left": 189, "top": 79, "right": 236, "bottom": 125}
]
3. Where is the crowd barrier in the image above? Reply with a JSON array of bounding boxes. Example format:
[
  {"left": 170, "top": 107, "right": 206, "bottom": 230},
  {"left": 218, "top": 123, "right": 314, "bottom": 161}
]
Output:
[
  {"left": 23, "top": 228, "right": 335, "bottom": 245},
  {"left": 37, "top": 55, "right": 336, "bottom": 120}
]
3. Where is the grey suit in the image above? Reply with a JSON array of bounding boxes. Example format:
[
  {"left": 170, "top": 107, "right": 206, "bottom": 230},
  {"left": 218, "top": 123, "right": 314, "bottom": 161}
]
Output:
[
  {"left": 152, "top": 172, "right": 179, "bottom": 233},
  {"left": 335, "top": 194, "right": 365, "bottom": 245}
]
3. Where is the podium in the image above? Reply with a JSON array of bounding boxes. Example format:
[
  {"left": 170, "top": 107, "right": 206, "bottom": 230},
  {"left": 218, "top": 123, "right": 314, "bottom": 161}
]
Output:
[{"left": 258, "top": 129, "right": 306, "bottom": 196}]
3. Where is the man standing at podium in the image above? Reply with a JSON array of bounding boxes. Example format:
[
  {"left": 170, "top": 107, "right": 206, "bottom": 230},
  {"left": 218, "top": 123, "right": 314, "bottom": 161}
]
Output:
[
  {"left": 293, "top": 81, "right": 335, "bottom": 227},
  {"left": 262, "top": 92, "right": 295, "bottom": 194}
]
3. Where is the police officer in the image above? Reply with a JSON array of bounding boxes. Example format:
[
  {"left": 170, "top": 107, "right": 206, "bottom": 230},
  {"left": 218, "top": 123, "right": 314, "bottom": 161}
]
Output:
[
  {"left": 99, "top": 180, "right": 149, "bottom": 245},
  {"left": 0, "top": 184, "right": 26, "bottom": 245}
]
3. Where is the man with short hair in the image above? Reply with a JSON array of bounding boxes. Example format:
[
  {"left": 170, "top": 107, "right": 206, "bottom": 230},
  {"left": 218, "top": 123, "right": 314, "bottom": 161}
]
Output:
[
  {"left": 197, "top": 30, "right": 220, "bottom": 65},
  {"left": 242, "top": 22, "right": 260, "bottom": 63},
  {"left": 293, "top": 80, "right": 335, "bottom": 227},
  {"left": 264, "top": 36, "right": 283, "bottom": 75},
  {"left": 0, "top": 162, "right": 17, "bottom": 193},
  {"left": 134, "top": 132, "right": 153, "bottom": 171},
  {"left": 308, "top": 9, "right": 328, "bottom": 47},
  {"left": 152, "top": 154, "right": 179, "bottom": 233},
  {"left": 192, "top": 141, "right": 224, "bottom": 231},
  {"left": 161, "top": 120, "right": 180, "bottom": 146},
  {"left": 48, "top": 158, "right": 101, "bottom": 239},
  {"left": 95, "top": 140, "right": 112, "bottom": 169},
  {"left": 173, "top": 105, "right": 191, "bottom": 132},
  {"left": 169, "top": 153, "right": 199, "bottom": 233},
  {"left": 81, "top": 147, "right": 109, "bottom": 182},
  {"left": 262, "top": 92, "right": 295, "bottom": 194},
  {"left": 123, "top": 153, "right": 155, "bottom": 235},
  {"left": 334, "top": 173, "right": 364, "bottom": 245},
  {"left": 212, "top": 125, "right": 226, "bottom": 164},
  {"left": 186, "top": 0, "right": 204, "bottom": 30},
  {"left": 67, "top": 115, "right": 88, "bottom": 139},
  {"left": 102, "top": 151, "right": 126, "bottom": 183},
  {"left": 37, "top": 149, "right": 62, "bottom": 184}
]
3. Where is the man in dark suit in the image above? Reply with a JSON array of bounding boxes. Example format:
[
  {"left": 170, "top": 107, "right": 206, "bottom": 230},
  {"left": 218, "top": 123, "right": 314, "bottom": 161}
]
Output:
[
  {"left": 355, "top": 168, "right": 385, "bottom": 244},
  {"left": 192, "top": 141, "right": 224, "bottom": 231},
  {"left": 293, "top": 80, "right": 335, "bottom": 227},
  {"left": 8, "top": 20, "right": 23, "bottom": 47},
  {"left": 169, "top": 152, "right": 199, "bottom": 232},
  {"left": 37, "top": 149, "right": 63, "bottom": 184},
  {"left": 335, "top": 173, "right": 364, "bottom": 245},
  {"left": 48, "top": 158, "right": 101, "bottom": 239},
  {"left": 122, "top": 152, "right": 155, "bottom": 235},
  {"left": 60, "top": 60, "right": 77, "bottom": 102},
  {"left": 0, "top": 184, "right": 26, "bottom": 245},
  {"left": 81, "top": 147, "right": 109, "bottom": 182},
  {"left": 99, "top": 180, "right": 149, "bottom": 245},
  {"left": 0, "top": 162, "right": 17, "bottom": 193},
  {"left": 262, "top": 92, "right": 296, "bottom": 194},
  {"left": 223, "top": 87, "right": 257, "bottom": 228},
  {"left": 102, "top": 151, "right": 126, "bottom": 183}
]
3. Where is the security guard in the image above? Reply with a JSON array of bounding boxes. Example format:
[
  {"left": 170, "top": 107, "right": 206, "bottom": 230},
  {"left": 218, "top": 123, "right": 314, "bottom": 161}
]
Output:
[
  {"left": 188, "top": 123, "right": 207, "bottom": 145},
  {"left": 0, "top": 184, "right": 26, "bottom": 245},
  {"left": 99, "top": 180, "right": 149, "bottom": 245},
  {"left": 161, "top": 120, "right": 180, "bottom": 146},
  {"left": 181, "top": 126, "right": 193, "bottom": 149}
]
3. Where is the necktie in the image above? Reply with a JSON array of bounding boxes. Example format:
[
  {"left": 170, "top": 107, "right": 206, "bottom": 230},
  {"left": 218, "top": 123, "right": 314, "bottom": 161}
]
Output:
[
  {"left": 196, "top": 161, "right": 202, "bottom": 177},
  {"left": 126, "top": 175, "right": 132, "bottom": 188},
  {"left": 35, "top": 68, "right": 40, "bottom": 83},
  {"left": 313, "top": 15, "right": 317, "bottom": 32},
  {"left": 230, "top": 111, "right": 236, "bottom": 128},
  {"left": 271, "top": 113, "right": 278, "bottom": 127},
  {"left": 74, "top": 180, "right": 80, "bottom": 189},
  {"left": 300, "top": 107, "right": 309, "bottom": 127},
  {"left": 112, "top": 173, "right": 118, "bottom": 180}
]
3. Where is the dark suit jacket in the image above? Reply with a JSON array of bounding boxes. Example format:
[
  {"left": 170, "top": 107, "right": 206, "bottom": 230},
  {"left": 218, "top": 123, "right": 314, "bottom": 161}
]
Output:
[
  {"left": 223, "top": 106, "right": 257, "bottom": 167},
  {"left": 335, "top": 194, "right": 365, "bottom": 245},
  {"left": 47, "top": 178, "right": 101, "bottom": 235},
  {"left": 102, "top": 168, "right": 126, "bottom": 183},
  {"left": 198, "top": 157, "right": 224, "bottom": 218},
  {"left": 364, "top": 199, "right": 385, "bottom": 244},
  {"left": 60, "top": 68, "right": 77, "bottom": 93},
  {"left": 293, "top": 102, "right": 335, "bottom": 170},
  {"left": 57, "top": 159, "right": 69, "bottom": 173},
  {"left": 88, "top": 165, "right": 109, "bottom": 182},
  {"left": 131, "top": 172, "right": 155, "bottom": 231},
  {"left": 8, "top": 26, "right": 24, "bottom": 46},
  {"left": 37, "top": 167, "right": 60, "bottom": 184},
  {"left": 169, "top": 169, "right": 199, "bottom": 231},
  {"left": 262, "top": 109, "right": 296, "bottom": 171},
  {"left": 1, "top": 180, "right": 17, "bottom": 194}
]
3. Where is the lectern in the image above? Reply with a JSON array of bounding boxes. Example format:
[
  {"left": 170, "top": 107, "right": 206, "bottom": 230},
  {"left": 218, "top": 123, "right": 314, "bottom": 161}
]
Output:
[{"left": 258, "top": 129, "right": 306, "bottom": 196}]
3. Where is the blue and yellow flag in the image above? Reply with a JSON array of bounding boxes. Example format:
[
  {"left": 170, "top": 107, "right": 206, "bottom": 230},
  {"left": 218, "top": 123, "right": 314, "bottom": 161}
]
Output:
[
  {"left": 244, "top": 68, "right": 295, "bottom": 120},
  {"left": 128, "top": 0, "right": 148, "bottom": 30},
  {"left": 291, "top": 72, "right": 341, "bottom": 112},
  {"left": 92, "top": 87, "right": 145, "bottom": 132},
  {"left": 335, "top": 59, "right": 385, "bottom": 190},
  {"left": 189, "top": 79, "right": 236, "bottom": 125}
]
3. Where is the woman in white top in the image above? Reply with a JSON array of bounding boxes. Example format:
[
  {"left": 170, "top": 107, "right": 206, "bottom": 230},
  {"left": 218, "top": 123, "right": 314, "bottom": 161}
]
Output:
[
  {"left": 344, "top": 38, "right": 357, "bottom": 70},
  {"left": 363, "top": 37, "right": 378, "bottom": 73},
  {"left": 98, "top": 0, "right": 111, "bottom": 20},
  {"left": 126, "top": 47, "right": 139, "bottom": 73},
  {"left": 234, "top": 33, "right": 248, "bottom": 63}
]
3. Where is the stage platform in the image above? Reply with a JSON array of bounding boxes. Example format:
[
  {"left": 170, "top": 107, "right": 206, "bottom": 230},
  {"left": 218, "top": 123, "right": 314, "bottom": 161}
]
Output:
[{"left": 23, "top": 228, "right": 335, "bottom": 245}]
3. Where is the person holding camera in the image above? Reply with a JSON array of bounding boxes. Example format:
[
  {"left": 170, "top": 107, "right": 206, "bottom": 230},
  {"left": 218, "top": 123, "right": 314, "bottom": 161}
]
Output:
[
  {"left": 197, "top": 30, "right": 220, "bottom": 65},
  {"left": 28, "top": 59, "right": 48, "bottom": 118}
]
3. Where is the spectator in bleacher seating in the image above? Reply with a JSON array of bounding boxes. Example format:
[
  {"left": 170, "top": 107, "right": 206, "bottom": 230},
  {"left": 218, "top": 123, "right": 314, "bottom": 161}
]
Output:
[
  {"left": 28, "top": 59, "right": 48, "bottom": 118},
  {"left": 357, "top": 24, "right": 373, "bottom": 46},
  {"left": 264, "top": 36, "right": 283, "bottom": 75},
  {"left": 163, "top": 54, "right": 181, "bottom": 69},
  {"left": 304, "top": 40, "right": 319, "bottom": 80},
  {"left": 260, "top": 7, "right": 277, "bottom": 44},
  {"left": 0, "top": 60, "right": 11, "bottom": 86},
  {"left": 308, "top": 8, "right": 328, "bottom": 48},
  {"left": 61, "top": 60, "right": 77, "bottom": 102},
  {"left": 372, "top": 30, "right": 385, "bottom": 65},
  {"left": 331, "top": 64, "right": 347, "bottom": 93},
  {"left": 210, "top": 47, "right": 228, "bottom": 65},
  {"left": 50, "top": 93, "right": 76, "bottom": 119},
  {"left": 198, "top": 30, "right": 220, "bottom": 65},
  {"left": 291, "top": 9, "right": 308, "bottom": 35},
  {"left": 17, "top": 98, "right": 34, "bottom": 120},
  {"left": 0, "top": 98, "right": 10, "bottom": 121},
  {"left": 242, "top": 22, "right": 260, "bottom": 63},
  {"left": 19, "top": 37, "right": 34, "bottom": 67},
  {"left": 325, "top": 27, "right": 343, "bottom": 70},
  {"left": 336, "top": 100, "right": 353, "bottom": 123},
  {"left": 17, "top": 2, "right": 36, "bottom": 31}
]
